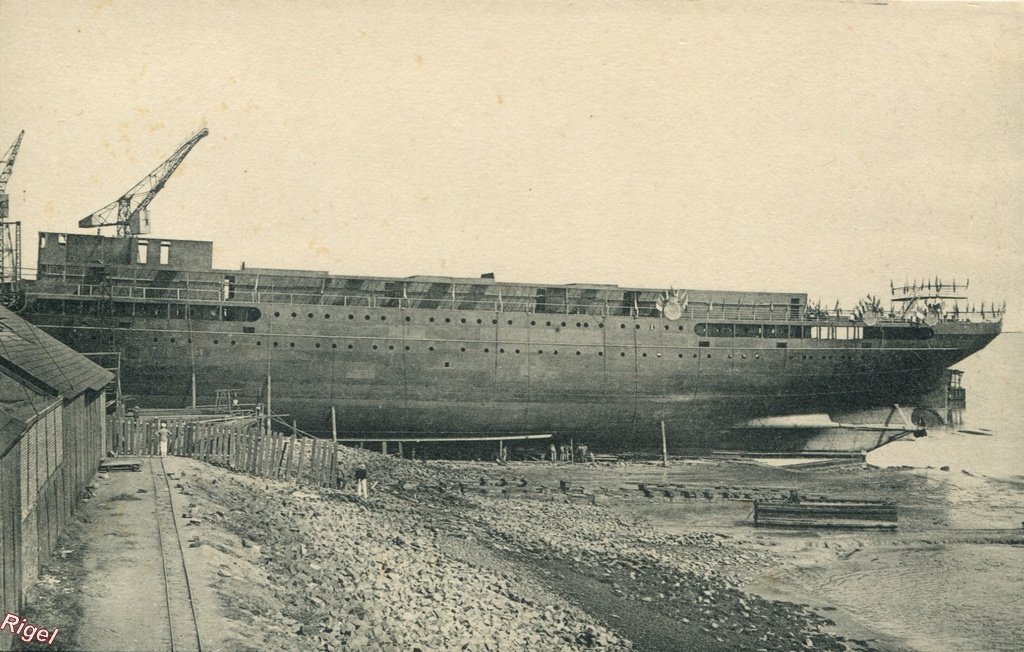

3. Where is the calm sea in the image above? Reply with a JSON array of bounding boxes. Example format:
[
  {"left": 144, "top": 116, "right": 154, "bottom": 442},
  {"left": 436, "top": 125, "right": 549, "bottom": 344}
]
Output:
[
  {"left": 822, "top": 332, "right": 1024, "bottom": 651},
  {"left": 868, "top": 331, "right": 1024, "bottom": 479}
]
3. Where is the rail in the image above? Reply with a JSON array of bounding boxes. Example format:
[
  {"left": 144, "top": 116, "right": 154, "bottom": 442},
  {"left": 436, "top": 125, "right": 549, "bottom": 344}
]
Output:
[{"left": 28, "top": 281, "right": 1005, "bottom": 324}]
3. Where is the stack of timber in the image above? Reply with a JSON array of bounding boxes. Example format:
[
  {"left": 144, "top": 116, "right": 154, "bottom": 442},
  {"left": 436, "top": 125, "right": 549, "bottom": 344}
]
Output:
[{"left": 753, "top": 496, "right": 898, "bottom": 530}]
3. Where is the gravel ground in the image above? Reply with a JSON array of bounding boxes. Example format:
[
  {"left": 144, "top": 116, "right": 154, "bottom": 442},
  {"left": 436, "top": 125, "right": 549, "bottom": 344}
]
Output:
[{"left": 170, "top": 444, "right": 870, "bottom": 652}]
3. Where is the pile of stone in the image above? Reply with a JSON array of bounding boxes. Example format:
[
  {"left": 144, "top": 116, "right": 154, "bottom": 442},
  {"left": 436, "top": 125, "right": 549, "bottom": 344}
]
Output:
[
  {"left": 182, "top": 446, "right": 864, "bottom": 652},
  {"left": 191, "top": 469, "right": 630, "bottom": 651}
]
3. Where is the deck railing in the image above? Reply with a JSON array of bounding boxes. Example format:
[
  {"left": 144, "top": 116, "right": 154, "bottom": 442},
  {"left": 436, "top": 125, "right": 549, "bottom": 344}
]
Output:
[{"left": 29, "top": 282, "right": 1004, "bottom": 324}]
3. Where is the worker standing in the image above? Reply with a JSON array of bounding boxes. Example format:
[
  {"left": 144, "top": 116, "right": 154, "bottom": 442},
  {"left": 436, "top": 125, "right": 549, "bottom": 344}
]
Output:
[
  {"left": 155, "top": 422, "right": 171, "bottom": 457},
  {"left": 355, "top": 464, "right": 369, "bottom": 498}
]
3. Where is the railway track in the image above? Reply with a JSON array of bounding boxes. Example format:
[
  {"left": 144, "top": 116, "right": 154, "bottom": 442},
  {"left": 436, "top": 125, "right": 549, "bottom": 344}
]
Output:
[{"left": 148, "top": 457, "right": 204, "bottom": 652}]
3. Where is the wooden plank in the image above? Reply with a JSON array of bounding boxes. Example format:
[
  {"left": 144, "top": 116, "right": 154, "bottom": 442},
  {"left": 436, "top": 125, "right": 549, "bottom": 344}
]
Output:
[
  {"left": 296, "top": 437, "right": 307, "bottom": 484},
  {"left": 282, "top": 434, "right": 294, "bottom": 481},
  {"left": 313, "top": 440, "right": 324, "bottom": 486},
  {"left": 271, "top": 430, "right": 281, "bottom": 479}
]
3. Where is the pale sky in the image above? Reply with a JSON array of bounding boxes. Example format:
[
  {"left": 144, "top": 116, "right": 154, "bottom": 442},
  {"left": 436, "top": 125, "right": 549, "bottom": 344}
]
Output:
[{"left": 2, "top": 1, "right": 1022, "bottom": 328}]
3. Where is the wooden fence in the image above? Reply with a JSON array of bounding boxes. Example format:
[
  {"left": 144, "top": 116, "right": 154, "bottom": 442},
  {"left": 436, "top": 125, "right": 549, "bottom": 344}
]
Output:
[{"left": 108, "top": 417, "right": 342, "bottom": 488}]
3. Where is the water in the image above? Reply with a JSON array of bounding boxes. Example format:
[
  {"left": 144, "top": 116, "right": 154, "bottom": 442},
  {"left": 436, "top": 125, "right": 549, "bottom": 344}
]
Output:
[
  {"left": 799, "top": 544, "right": 1024, "bottom": 652},
  {"left": 820, "top": 333, "right": 1024, "bottom": 650},
  {"left": 869, "top": 332, "right": 1024, "bottom": 479}
]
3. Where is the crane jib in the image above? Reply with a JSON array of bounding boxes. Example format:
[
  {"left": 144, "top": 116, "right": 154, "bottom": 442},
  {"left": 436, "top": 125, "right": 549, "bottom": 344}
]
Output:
[{"left": 77, "top": 127, "right": 209, "bottom": 236}]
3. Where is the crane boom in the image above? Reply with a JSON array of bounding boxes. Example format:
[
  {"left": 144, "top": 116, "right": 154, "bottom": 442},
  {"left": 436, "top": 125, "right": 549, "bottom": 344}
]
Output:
[
  {"left": 78, "top": 127, "right": 209, "bottom": 236},
  {"left": 0, "top": 130, "right": 25, "bottom": 194}
]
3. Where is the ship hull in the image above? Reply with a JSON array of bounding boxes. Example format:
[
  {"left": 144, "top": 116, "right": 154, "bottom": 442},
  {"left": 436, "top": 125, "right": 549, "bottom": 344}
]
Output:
[{"left": 24, "top": 301, "right": 999, "bottom": 454}]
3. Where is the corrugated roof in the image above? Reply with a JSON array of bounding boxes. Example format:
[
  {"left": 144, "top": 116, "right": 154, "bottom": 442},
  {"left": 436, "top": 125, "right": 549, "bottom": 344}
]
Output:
[{"left": 0, "top": 305, "right": 113, "bottom": 396}]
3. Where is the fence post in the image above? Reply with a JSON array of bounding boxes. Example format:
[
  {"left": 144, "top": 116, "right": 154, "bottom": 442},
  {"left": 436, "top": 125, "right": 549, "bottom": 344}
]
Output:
[
  {"left": 296, "top": 437, "right": 307, "bottom": 484},
  {"left": 283, "top": 433, "right": 295, "bottom": 481}
]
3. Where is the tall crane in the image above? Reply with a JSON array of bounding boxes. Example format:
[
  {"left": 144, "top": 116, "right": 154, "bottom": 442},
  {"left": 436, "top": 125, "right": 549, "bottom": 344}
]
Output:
[
  {"left": 0, "top": 130, "right": 25, "bottom": 306},
  {"left": 0, "top": 130, "right": 25, "bottom": 220},
  {"left": 79, "top": 127, "right": 209, "bottom": 236}
]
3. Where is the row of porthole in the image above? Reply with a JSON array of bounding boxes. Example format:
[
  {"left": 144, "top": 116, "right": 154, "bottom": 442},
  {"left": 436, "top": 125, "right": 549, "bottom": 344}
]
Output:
[
  {"left": 134, "top": 336, "right": 875, "bottom": 360},
  {"left": 268, "top": 310, "right": 694, "bottom": 332},
  {"left": 147, "top": 336, "right": 774, "bottom": 359},
  {"left": 134, "top": 335, "right": 882, "bottom": 363}
]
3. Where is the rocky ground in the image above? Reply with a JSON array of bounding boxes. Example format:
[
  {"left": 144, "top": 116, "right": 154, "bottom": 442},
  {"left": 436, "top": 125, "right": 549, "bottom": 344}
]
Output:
[
  {"left": 21, "top": 446, "right": 923, "bottom": 651},
  {"left": 167, "top": 444, "right": 872, "bottom": 652}
]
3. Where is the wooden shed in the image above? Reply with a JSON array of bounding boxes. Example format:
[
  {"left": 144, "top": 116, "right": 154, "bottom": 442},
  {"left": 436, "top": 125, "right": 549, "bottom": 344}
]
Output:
[{"left": 0, "top": 305, "right": 113, "bottom": 647}]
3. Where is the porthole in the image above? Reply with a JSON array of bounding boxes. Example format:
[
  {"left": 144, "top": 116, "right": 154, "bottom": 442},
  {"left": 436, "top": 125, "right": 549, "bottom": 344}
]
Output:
[
  {"left": 348, "top": 344, "right": 354, "bottom": 350},
  {"left": 405, "top": 345, "right": 410, "bottom": 351},
  {"left": 620, "top": 324, "right": 626, "bottom": 329},
  {"left": 507, "top": 320, "right": 513, "bottom": 325},
  {"left": 635, "top": 324, "right": 641, "bottom": 330},
  {"left": 307, "top": 313, "right": 314, "bottom": 318},
  {"left": 499, "top": 348, "right": 505, "bottom": 353},
  {"left": 538, "top": 349, "right": 543, "bottom": 354},
  {"left": 598, "top": 351, "right": 604, "bottom": 356},
  {"left": 727, "top": 354, "right": 732, "bottom": 359},
  {"left": 372, "top": 345, "right": 378, "bottom": 350},
  {"left": 445, "top": 317, "right": 451, "bottom": 323},
  {"left": 678, "top": 326, "right": 684, "bottom": 331},
  {"left": 289, "top": 342, "right": 295, "bottom": 348},
  {"left": 620, "top": 352, "right": 626, "bottom": 357},
  {"left": 657, "top": 353, "right": 662, "bottom": 358},
  {"left": 187, "top": 338, "right": 192, "bottom": 344},
  {"left": 576, "top": 322, "right": 582, "bottom": 327},
  {"left": 678, "top": 354, "right": 683, "bottom": 358},
  {"left": 170, "top": 337, "right": 176, "bottom": 343},
  {"left": 575, "top": 351, "right": 581, "bottom": 356},
  {"left": 642, "top": 352, "right": 647, "bottom": 357},
  {"left": 664, "top": 325, "right": 670, "bottom": 331},
  {"left": 741, "top": 354, "right": 747, "bottom": 359},
  {"left": 332, "top": 343, "right": 337, "bottom": 349},
  {"left": 325, "top": 314, "right": 330, "bottom": 319},
  {"left": 584, "top": 322, "right": 589, "bottom": 328},
  {"left": 274, "top": 311, "right": 280, "bottom": 317},
  {"left": 429, "top": 317, "right": 436, "bottom": 323},
  {"left": 405, "top": 316, "right": 411, "bottom": 322},
  {"left": 256, "top": 341, "right": 261, "bottom": 346},
  {"left": 273, "top": 342, "right": 278, "bottom": 347},
  {"left": 315, "top": 343, "right": 321, "bottom": 348},
  {"left": 460, "top": 318, "right": 466, "bottom": 323},
  {"left": 291, "top": 312, "right": 297, "bottom": 318},
  {"left": 755, "top": 354, "right": 760, "bottom": 359},
  {"left": 491, "top": 319, "right": 498, "bottom": 324},
  {"left": 476, "top": 318, "right": 482, "bottom": 324},
  {"left": 693, "top": 354, "right": 697, "bottom": 358},
  {"left": 348, "top": 314, "right": 354, "bottom": 320},
  {"left": 598, "top": 323, "right": 604, "bottom": 328},
  {"left": 515, "top": 349, "right": 521, "bottom": 354},
  {"left": 152, "top": 337, "right": 158, "bottom": 342},
  {"left": 484, "top": 348, "right": 490, "bottom": 353},
  {"left": 460, "top": 347, "right": 466, "bottom": 352},
  {"left": 213, "top": 339, "right": 219, "bottom": 345},
  {"left": 381, "top": 316, "right": 387, "bottom": 321},
  {"left": 364, "top": 315, "right": 370, "bottom": 320},
  {"left": 560, "top": 322, "right": 566, "bottom": 327},
  {"left": 531, "top": 320, "right": 536, "bottom": 326},
  {"left": 429, "top": 346, "right": 435, "bottom": 351},
  {"left": 706, "top": 354, "right": 711, "bottom": 358},
  {"left": 553, "top": 350, "right": 558, "bottom": 355},
  {"left": 546, "top": 321, "right": 552, "bottom": 327}
]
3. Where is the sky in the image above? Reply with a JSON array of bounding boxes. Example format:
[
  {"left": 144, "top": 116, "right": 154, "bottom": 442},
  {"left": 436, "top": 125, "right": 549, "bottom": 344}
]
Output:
[{"left": 1, "top": 1, "right": 1022, "bottom": 328}]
